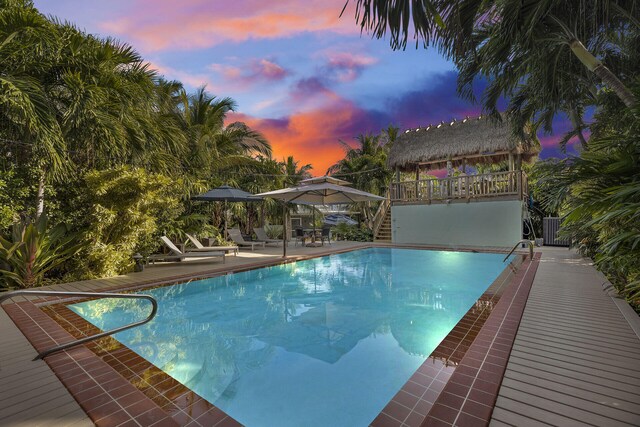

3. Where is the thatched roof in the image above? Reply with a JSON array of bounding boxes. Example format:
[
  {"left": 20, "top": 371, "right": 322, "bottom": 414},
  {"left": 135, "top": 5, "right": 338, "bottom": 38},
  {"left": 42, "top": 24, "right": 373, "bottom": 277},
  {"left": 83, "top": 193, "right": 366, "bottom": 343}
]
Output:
[{"left": 388, "top": 116, "right": 540, "bottom": 171}]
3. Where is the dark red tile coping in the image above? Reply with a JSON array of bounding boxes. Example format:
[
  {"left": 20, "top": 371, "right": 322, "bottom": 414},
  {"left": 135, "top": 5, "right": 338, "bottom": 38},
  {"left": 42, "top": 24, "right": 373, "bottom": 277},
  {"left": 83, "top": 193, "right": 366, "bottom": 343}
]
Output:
[
  {"left": 421, "top": 252, "right": 541, "bottom": 427},
  {"left": 2, "top": 245, "right": 534, "bottom": 427}
]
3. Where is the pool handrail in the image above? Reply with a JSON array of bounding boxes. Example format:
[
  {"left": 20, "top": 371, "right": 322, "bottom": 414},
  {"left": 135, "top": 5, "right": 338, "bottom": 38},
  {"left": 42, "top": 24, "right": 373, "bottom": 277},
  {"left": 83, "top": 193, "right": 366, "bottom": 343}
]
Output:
[
  {"left": 503, "top": 239, "right": 535, "bottom": 263},
  {"left": 0, "top": 290, "right": 157, "bottom": 361}
]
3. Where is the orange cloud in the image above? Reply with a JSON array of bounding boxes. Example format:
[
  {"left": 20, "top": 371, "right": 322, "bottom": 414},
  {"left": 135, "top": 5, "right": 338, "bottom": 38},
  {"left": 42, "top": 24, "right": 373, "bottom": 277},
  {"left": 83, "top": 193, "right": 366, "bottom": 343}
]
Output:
[
  {"left": 229, "top": 97, "right": 375, "bottom": 175},
  {"left": 100, "top": 0, "right": 358, "bottom": 52}
]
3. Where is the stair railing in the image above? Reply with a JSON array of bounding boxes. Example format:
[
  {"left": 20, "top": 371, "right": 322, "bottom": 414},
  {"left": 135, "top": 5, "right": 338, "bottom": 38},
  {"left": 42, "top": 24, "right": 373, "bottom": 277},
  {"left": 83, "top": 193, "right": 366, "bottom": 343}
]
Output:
[
  {"left": 372, "top": 191, "right": 391, "bottom": 239},
  {"left": 0, "top": 290, "right": 157, "bottom": 360},
  {"left": 503, "top": 240, "right": 534, "bottom": 262}
]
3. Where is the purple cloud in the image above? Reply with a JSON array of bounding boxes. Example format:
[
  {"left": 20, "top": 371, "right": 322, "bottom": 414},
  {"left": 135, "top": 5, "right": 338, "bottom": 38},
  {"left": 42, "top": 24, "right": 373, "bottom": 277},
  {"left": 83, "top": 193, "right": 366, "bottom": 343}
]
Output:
[{"left": 323, "top": 52, "right": 378, "bottom": 82}]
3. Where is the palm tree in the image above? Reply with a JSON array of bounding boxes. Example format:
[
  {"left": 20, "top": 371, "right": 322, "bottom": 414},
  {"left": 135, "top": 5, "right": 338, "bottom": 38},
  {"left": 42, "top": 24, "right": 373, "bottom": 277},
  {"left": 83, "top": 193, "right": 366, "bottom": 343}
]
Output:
[
  {"left": 0, "top": 1, "right": 66, "bottom": 215},
  {"left": 172, "top": 87, "right": 271, "bottom": 187},
  {"left": 533, "top": 85, "right": 640, "bottom": 304},
  {"left": 0, "top": 2, "right": 188, "bottom": 216},
  {"left": 282, "top": 156, "right": 312, "bottom": 186},
  {"left": 328, "top": 132, "right": 393, "bottom": 226},
  {"left": 344, "top": 1, "right": 638, "bottom": 112}
]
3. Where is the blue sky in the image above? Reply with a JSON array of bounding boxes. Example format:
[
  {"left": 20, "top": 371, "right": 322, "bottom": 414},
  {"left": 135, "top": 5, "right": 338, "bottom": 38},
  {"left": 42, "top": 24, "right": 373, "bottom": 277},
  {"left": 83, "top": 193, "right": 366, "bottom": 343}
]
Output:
[{"left": 34, "top": 0, "right": 575, "bottom": 174}]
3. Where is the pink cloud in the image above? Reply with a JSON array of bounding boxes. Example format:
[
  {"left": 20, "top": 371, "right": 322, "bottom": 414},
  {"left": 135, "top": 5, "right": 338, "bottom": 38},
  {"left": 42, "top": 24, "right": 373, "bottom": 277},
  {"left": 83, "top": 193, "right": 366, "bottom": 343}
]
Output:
[
  {"left": 324, "top": 52, "right": 378, "bottom": 82},
  {"left": 100, "top": 0, "right": 358, "bottom": 52},
  {"left": 210, "top": 58, "right": 290, "bottom": 86},
  {"left": 148, "top": 61, "right": 218, "bottom": 89},
  {"left": 252, "top": 59, "right": 289, "bottom": 81},
  {"left": 209, "top": 64, "right": 243, "bottom": 81}
]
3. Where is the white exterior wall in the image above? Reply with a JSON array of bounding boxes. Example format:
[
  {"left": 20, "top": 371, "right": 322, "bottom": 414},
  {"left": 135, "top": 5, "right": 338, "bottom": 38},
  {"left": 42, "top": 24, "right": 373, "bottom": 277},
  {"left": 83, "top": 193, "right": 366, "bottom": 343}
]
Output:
[{"left": 392, "top": 200, "right": 523, "bottom": 248}]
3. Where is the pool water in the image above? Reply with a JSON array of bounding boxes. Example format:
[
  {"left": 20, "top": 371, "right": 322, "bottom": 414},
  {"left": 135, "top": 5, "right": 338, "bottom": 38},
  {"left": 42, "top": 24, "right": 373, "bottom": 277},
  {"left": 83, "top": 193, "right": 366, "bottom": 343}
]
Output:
[{"left": 70, "top": 248, "right": 510, "bottom": 426}]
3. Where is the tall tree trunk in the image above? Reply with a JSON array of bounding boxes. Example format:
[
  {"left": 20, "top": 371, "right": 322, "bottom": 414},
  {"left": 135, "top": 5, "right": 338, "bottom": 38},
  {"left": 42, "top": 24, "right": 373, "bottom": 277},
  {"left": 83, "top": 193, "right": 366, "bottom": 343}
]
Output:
[
  {"left": 569, "top": 107, "right": 588, "bottom": 150},
  {"left": 36, "top": 171, "right": 45, "bottom": 218},
  {"left": 569, "top": 39, "right": 636, "bottom": 107}
]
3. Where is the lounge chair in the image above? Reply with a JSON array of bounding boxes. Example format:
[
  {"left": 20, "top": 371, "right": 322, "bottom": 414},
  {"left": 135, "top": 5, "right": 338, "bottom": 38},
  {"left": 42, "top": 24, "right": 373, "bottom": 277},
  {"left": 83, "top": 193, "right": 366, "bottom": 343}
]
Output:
[
  {"left": 253, "top": 228, "right": 283, "bottom": 246},
  {"left": 185, "top": 234, "right": 239, "bottom": 256},
  {"left": 147, "top": 236, "right": 225, "bottom": 264},
  {"left": 227, "top": 228, "right": 266, "bottom": 251}
]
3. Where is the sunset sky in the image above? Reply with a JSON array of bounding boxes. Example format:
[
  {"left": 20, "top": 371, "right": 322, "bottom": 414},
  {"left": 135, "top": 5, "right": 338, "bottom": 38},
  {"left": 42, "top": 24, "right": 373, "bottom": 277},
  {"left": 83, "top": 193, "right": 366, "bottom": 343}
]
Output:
[{"left": 34, "top": 0, "right": 577, "bottom": 175}]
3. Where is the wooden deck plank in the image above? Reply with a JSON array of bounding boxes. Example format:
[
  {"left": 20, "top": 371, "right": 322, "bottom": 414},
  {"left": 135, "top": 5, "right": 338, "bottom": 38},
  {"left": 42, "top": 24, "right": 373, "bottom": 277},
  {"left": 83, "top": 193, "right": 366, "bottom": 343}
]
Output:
[
  {"left": 505, "top": 356, "right": 640, "bottom": 396},
  {"left": 504, "top": 361, "right": 640, "bottom": 400},
  {"left": 496, "top": 386, "right": 634, "bottom": 427},
  {"left": 513, "top": 336, "right": 640, "bottom": 366},
  {"left": 511, "top": 342, "right": 640, "bottom": 373},
  {"left": 489, "top": 248, "right": 640, "bottom": 427},
  {"left": 493, "top": 397, "right": 590, "bottom": 427},
  {"left": 514, "top": 328, "right": 640, "bottom": 358},
  {"left": 500, "top": 377, "right": 640, "bottom": 425},
  {"left": 504, "top": 369, "right": 640, "bottom": 415}
]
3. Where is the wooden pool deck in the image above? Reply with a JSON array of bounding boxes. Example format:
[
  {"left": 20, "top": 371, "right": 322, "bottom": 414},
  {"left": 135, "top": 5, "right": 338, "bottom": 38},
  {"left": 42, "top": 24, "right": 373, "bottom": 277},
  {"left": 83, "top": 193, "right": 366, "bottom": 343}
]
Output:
[
  {"left": 489, "top": 247, "right": 640, "bottom": 427},
  {"left": 2, "top": 244, "right": 639, "bottom": 426}
]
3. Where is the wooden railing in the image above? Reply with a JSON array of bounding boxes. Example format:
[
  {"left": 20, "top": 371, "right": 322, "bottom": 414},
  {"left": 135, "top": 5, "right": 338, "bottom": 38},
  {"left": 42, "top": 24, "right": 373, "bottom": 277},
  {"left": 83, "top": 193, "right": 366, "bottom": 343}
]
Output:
[
  {"left": 372, "top": 190, "right": 390, "bottom": 237},
  {"left": 390, "top": 171, "right": 528, "bottom": 203}
]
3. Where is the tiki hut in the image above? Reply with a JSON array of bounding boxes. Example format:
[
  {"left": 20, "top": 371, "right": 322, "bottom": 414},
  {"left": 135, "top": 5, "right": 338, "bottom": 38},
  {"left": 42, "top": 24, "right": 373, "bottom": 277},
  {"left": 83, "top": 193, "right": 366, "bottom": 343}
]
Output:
[{"left": 388, "top": 116, "right": 540, "bottom": 173}]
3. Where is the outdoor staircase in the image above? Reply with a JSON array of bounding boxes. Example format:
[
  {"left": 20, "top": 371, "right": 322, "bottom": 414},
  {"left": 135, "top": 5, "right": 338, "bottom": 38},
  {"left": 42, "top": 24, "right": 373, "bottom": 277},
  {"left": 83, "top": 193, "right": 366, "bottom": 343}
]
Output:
[
  {"left": 374, "top": 209, "right": 392, "bottom": 242},
  {"left": 372, "top": 193, "right": 392, "bottom": 242}
]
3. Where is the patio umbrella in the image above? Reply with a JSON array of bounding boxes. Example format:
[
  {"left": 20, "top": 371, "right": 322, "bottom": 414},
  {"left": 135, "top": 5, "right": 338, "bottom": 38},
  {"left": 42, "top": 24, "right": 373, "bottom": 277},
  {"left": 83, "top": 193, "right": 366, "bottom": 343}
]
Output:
[
  {"left": 256, "top": 176, "right": 384, "bottom": 257},
  {"left": 192, "top": 185, "right": 262, "bottom": 237}
]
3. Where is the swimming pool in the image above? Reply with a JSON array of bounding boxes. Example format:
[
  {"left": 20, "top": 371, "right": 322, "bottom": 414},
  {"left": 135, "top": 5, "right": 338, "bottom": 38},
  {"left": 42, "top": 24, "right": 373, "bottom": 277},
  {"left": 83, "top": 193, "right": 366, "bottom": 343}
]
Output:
[{"left": 70, "top": 247, "right": 511, "bottom": 426}]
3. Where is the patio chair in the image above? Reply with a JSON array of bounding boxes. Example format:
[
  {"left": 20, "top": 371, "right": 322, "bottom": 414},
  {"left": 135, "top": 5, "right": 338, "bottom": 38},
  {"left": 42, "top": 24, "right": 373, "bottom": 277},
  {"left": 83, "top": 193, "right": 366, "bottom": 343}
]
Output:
[
  {"left": 227, "top": 228, "right": 266, "bottom": 251},
  {"left": 253, "top": 228, "right": 283, "bottom": 246},
  {"left": 294, "top": 227, "right": 307, "bottom": 246},
  {"left": 147, "top": 236, "right": 225, "bottom": 264},
  {"left": 185, "top": 234, "right": 239, "bottom": 256},
  {"left": 320, "top": 227, "right": 331, "bottom": 246}
]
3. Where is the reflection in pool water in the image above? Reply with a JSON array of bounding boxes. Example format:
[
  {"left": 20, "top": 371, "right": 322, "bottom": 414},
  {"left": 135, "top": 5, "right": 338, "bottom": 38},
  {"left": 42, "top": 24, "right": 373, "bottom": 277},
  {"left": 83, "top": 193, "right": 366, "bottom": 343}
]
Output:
[{"left": 70, "top": 248, "right": 510, "bottom": 427}]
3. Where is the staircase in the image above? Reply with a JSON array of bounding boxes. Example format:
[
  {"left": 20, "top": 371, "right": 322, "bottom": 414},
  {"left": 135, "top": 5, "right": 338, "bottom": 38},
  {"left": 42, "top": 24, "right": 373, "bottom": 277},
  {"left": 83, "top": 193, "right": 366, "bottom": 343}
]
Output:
[
  {"left": 374, "top": 209, "right": 392, "bottom": 242},
  {"left": 372, "top": 193, "right": 392, "bottom": 242}
]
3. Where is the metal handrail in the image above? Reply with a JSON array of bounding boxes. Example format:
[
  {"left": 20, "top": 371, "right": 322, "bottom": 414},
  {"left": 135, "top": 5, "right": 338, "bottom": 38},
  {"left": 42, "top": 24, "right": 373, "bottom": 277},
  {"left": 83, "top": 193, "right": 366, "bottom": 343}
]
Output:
[
  {"left": 503, "top": 239, "right": 534, "bottom": 262},
  {"left": 0, "top": 290, "right": 157, "bottom": 361}
]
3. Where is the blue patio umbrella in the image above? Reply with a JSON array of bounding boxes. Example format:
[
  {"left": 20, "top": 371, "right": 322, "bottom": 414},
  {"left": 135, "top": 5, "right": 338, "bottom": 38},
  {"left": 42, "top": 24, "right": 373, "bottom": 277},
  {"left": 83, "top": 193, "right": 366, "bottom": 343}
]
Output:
[{"left": 192, "top": 185, "right": 262, "bottom": 237}]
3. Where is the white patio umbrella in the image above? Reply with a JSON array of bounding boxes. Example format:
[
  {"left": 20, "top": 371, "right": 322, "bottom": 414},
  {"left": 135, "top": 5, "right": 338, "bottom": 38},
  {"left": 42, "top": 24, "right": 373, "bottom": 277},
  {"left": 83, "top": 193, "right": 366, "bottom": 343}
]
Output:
[{"left": 256, "top": 176, "right": 384, "bottom": 257}]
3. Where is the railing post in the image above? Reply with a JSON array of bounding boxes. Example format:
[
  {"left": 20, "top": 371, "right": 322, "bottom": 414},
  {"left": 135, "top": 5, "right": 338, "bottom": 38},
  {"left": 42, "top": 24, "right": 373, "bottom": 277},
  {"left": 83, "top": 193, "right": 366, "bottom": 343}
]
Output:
[
  {"left": 465, "top": 175, "right": 470, "bottom": 200},
  {"left": 517, "top": 171, "right": 523, "bottom": 199}
]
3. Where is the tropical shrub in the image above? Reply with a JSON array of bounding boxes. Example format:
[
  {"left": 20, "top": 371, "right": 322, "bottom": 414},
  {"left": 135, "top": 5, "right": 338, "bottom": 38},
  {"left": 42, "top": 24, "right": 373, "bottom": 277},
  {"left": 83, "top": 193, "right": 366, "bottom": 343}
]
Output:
[
  {"left": 0, "top": 214, "right": 82, "bottom": 289},
  {"left": 332, "top": 223, "right": 373, "bottom": 242},
  {"left": 66, "top": 167, "right": 184, "bottom": 279},
  {"left": 533, "top": 86, "right": 640, "bottom": 309}
]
